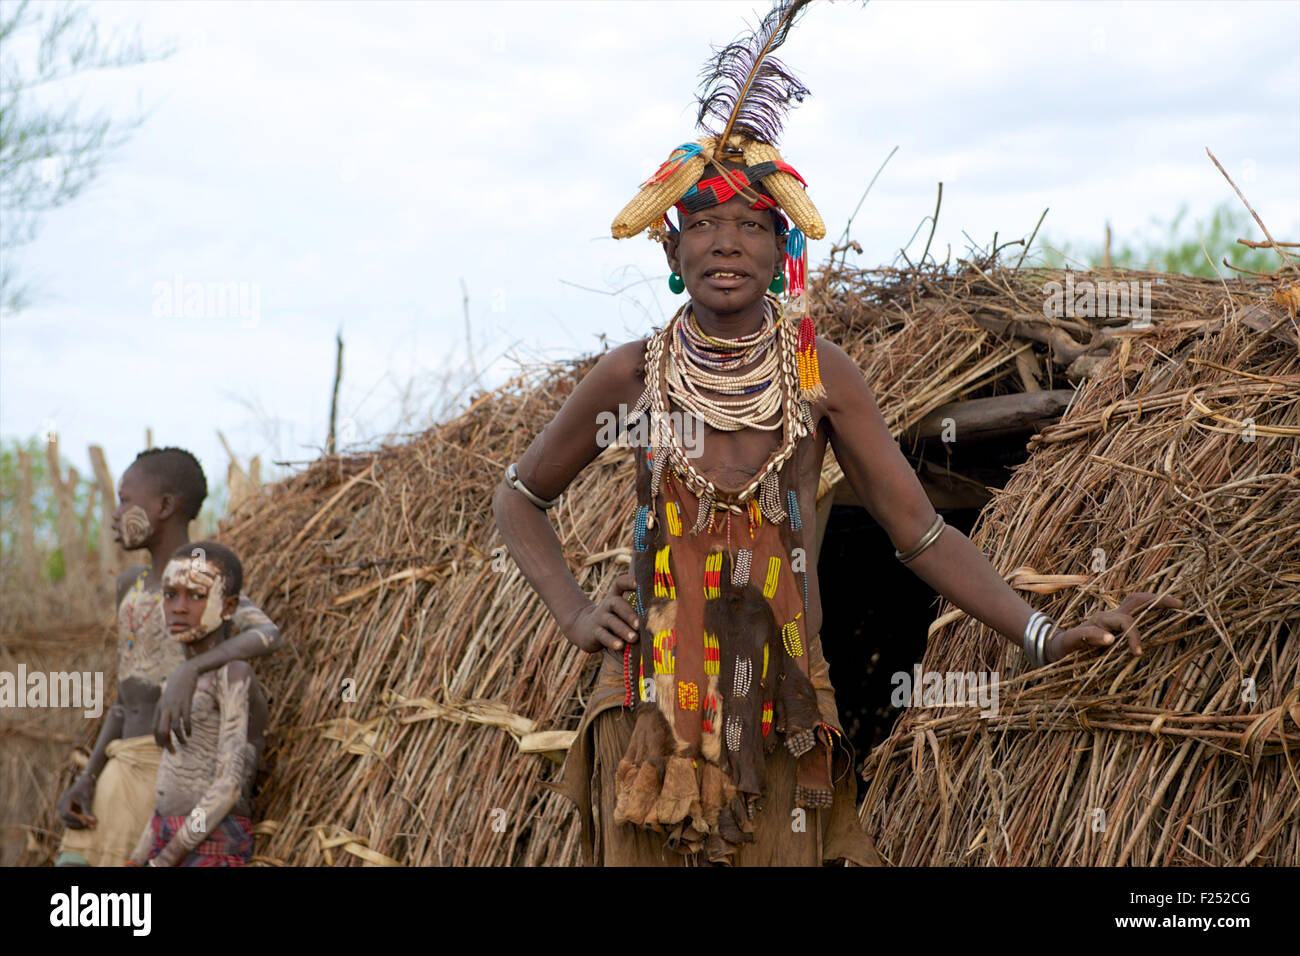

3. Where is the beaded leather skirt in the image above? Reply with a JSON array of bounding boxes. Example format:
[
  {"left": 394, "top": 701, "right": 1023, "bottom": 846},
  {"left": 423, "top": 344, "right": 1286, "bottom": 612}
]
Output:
[
  {"left": 550, "top": 434, "right": 880, "bottom": 865},
  {"left": 552, "top": 629, "right": 880, "bottom": 866}
]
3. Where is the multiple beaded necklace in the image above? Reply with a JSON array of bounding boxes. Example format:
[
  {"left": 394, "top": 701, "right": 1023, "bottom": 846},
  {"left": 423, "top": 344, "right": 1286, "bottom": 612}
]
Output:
[
  {"left": 667, "top": 301, "right": 783, "bottom": 431},
  {"left": 632, "top": 294, "right": 813, "bottom": 533}
]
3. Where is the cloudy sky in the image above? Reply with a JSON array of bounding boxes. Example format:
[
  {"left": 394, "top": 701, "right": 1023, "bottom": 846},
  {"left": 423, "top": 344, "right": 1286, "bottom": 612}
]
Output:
[{"left": 2, "top": 0, "right": 1297, "bottom": 505}]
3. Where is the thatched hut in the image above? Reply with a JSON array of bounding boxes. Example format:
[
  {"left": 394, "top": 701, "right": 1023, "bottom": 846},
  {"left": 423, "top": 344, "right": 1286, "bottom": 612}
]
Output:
[{"left": 20, "top": 258, "right": 1298, "bottom": 866}]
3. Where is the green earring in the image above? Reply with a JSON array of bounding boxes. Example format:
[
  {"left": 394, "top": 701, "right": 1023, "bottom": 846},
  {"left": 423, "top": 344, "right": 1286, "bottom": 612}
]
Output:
[
  {"left": 668, "top": 272, "right": 685, "bottom": 294},
  {"left": 769, "top": 273, "right": 785, "bottom": 294}
]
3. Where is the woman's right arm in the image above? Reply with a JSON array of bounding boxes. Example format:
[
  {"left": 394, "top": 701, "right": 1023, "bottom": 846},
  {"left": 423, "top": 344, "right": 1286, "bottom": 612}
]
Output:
[{"left": 492, "top": 339, "right": 647, "bottom": 653}]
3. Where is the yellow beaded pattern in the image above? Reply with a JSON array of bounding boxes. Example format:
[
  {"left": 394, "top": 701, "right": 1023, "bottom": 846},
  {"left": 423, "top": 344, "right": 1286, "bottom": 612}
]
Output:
[
  {"left": 782, "top": 613, "right": 804, "bottom": 658},
  {"left": 653, "top": 629, "right": 676, "bottom": 675},
  {"left": 762, "top": 555, "right": 781, "bottom": 598},
  {"left": 703, "top": 551, "right": 723, "bottom": 598},
  {"left": 677, "top": 681, "right": 700, "bottom": 711},
  {"left": 653, "top": 545, "right": 676, "bottom": 599},
  {"left": 665, "top": 501, "right": 682, "bottom": 536}
]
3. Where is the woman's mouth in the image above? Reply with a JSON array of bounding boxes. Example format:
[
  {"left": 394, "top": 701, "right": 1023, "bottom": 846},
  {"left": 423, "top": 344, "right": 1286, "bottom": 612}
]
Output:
[{"left": 703, "top": 269, "right": 749, "bottom": 288}]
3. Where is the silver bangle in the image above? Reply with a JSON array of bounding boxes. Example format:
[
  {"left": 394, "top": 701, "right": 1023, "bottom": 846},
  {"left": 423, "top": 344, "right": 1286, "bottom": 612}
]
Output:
[
  {"left": 895, "top": 514, "right": 945, "bottom": 563},
  {"left": 1023, "top": 611, "right": 1056, "bottom": 668},
  {"left": 505, "top": 462, "right": 559, "bottom": 510}
]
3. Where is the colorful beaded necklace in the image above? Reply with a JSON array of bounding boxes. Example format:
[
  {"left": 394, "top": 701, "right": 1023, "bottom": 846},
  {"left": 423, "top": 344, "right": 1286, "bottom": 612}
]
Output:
[
  {"left": 633, "top": 294, "right": 811, "bottom": 533},
  {"left": 666, "top": 299, "right": 784, "bottom": 431},
  {"left": 125, "top": 568, "right": 161, "bottom": 650}
]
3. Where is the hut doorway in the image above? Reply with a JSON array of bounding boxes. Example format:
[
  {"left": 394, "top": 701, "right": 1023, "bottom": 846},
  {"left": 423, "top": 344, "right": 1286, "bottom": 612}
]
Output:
[{"left": 815, "top": 427, "right": 1040, "bottom": 790}]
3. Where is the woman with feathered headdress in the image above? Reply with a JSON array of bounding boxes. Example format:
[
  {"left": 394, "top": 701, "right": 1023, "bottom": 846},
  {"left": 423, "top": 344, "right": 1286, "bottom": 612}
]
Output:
[{"left": 495, "top": 0, "right": 1180, "bottom": 866}]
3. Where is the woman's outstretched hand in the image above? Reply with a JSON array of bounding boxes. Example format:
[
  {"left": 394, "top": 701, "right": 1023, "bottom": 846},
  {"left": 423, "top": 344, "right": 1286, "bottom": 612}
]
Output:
[
  {"left": 1047, "top": 591, "right": 1184, "bottom": 662},
  {"left": 563, "top": 571, "right": 641, "bottom": 654}
]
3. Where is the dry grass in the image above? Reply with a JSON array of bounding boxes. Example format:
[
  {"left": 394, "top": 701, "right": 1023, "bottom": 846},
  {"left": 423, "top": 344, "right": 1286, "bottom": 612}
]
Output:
[
  {"left": 860, "top": 278, "right": 1299, "bottom": 865},
  {"left": 1, "top": 623, "right": 114, "bottom": 865}
]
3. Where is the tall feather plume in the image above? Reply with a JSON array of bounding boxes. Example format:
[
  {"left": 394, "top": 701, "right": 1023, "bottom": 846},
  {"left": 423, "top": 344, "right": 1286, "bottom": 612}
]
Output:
[{"left": 696, "top": 0, "right": 814, "bottom": 150}]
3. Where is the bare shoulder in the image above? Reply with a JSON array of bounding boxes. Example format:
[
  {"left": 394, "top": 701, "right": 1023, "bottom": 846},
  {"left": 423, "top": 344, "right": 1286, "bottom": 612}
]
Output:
[
  {"left": 114, "top": 565, "right": 147, "bottom": 606},
  {"left": 815, "top": 336, "right": 859, "bottom": 381},
  {"left": 221, "top": 660, "right": 254, "bottom": 686},
  {"left": 605, "top": 336, "right": 650, "bottom": 368},
  {"left": 816, "top": 336, "right": 875, "bottom": 409},
  {"left": 511, "top": 337, "right": 651, "bottom": 499},
  {"left": 581, "top": 337, "right": 650, "bottom": 404},
  {"left": 230, "top": 593, "right": 272, "bottom": 627}
]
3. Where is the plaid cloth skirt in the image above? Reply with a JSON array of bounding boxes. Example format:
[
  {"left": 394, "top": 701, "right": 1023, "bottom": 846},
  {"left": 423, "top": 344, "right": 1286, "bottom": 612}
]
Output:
[{"left": 145, "top": 812, "right": 254, "bottom": 867}]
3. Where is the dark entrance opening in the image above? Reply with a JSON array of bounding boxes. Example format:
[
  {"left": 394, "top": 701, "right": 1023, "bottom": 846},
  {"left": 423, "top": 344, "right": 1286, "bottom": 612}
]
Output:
[{"left": 815, "top": 430, "right": 1036, "bottom": 792}]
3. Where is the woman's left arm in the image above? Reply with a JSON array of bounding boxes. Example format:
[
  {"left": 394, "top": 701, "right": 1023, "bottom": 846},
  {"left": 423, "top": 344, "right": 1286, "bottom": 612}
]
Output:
[{"left": 817, "top": 338, "right": 1180, "bottom": 663}]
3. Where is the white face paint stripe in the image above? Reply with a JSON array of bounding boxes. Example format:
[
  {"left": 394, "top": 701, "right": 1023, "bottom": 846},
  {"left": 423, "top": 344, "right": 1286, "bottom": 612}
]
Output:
[
  {"left": 163, "top": 557, "right": 229, "bottom": 643},
  {"left": 198, "top": 575, "right": 226, "bottom": 637},
  {"left": 120, "top": 504, "right": 153, "bottom": 549}
]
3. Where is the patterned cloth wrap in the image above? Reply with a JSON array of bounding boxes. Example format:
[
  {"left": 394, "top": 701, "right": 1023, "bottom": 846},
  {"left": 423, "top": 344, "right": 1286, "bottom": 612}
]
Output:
[{"left": 145, "top": 812, "right": 254, "bottom": 867}]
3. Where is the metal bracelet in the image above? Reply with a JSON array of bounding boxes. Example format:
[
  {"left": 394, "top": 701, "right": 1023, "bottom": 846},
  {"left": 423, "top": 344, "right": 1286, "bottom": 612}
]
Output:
[
  {"left": 505, "top": 462, "right": 560, "bottom": 510},
  {"left": 895, "top": 514, "right": 946, "bottom": 564},
  {"left": 1022, "top": 611, "right": 1056, "bottom": 668},
  {"left": 1041, "top": 623, "right": 1060, "bottom": 664},
  {"left": 1021, "top": 612, "right": 1039, "bottom": 666}
]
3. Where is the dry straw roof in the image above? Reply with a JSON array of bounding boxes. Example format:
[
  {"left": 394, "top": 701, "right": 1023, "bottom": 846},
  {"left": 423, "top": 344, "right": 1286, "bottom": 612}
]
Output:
[
  {"left": 23, "top": 257, "right": 1299, "bottom": 866},
  {"left": 860, "top": 270, "right": 1299, "bottom": 866}
]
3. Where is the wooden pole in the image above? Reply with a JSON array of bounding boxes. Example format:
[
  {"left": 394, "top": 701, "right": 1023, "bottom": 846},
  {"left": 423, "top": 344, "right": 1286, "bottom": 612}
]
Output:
[
  {"left": 16, "top": 447, "right": 35, "bottom": 583},
  {"left": 904, "top": 390, "right": 1076, "bottom": 443},
  {"left": 327, "top": 331, "right": 343, "bottom": 455},
  {"left": 218, "top": 430, "right": 249, "bottom": 513},
  {"left": 461, "top": 278, "right": 478, "bottom": 383},
  {"left": 45, "top": 435, "right": 81, "bottom": 579},
  {"left": 79, "top": 483, "right": 95, "bottom": 560},
  {"left": 88, "top": 445, "right": 117, "bottom": 571}
]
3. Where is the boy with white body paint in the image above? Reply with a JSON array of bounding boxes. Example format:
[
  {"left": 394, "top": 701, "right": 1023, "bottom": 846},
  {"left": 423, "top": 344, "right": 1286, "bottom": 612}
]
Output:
[
  {"left": 55, "top": 447, "right": 282, "bottom": 866},
  {"left": 127, "top": 541, "right": 265, "bottom": 867}
]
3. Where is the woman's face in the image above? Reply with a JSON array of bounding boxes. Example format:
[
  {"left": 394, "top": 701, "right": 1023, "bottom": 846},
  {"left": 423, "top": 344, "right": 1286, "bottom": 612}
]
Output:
[{"left": 666, "top": 192, "right": 785, "bottom": 317}]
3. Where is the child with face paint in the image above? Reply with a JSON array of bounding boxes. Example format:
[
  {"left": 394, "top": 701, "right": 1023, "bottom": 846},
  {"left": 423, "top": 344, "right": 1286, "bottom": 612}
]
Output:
[
  {"left": 126, "top": 541, "right": 265, "bottom": 866},
  {"left": 55, "top": 447, "right": 282, "bottom": 867}
]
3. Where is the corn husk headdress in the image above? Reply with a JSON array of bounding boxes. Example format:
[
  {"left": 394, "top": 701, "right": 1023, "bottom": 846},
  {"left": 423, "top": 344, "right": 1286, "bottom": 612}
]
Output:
[{"left": 612, "top": 0, "right": 825, "bottom": 397}]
